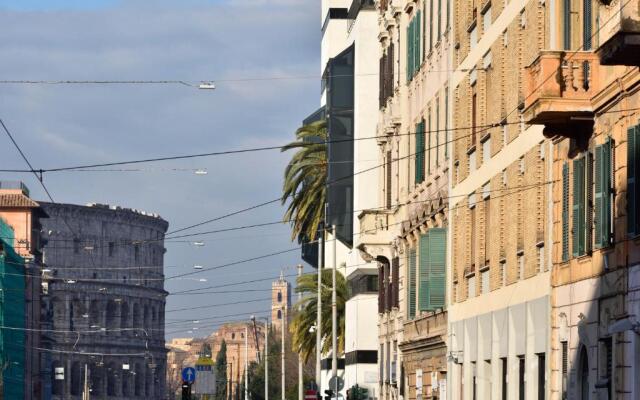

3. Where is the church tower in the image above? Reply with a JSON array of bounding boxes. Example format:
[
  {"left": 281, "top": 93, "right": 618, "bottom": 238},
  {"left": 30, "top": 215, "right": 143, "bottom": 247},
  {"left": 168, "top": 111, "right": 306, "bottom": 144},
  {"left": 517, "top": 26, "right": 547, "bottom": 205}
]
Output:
[{"left": 271, "top": 271, "right": 291, "bottom": 332}]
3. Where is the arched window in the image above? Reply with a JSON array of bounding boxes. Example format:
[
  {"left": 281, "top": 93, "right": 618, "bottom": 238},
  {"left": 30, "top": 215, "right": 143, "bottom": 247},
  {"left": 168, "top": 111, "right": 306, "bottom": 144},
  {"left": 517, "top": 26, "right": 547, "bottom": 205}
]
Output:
[
  {"left": 90, "top": 364, "right": 103, "bottom": 396},
  {"left": 122, "top": 366, "right": 131, "bottom": 396},
  {"left": 89, "top": 300, "right": 100, "bottom": 327},
  {"left": 277, "top": 292, "right": 282, "bottom": 303},
  {"left": 120, "top": 302, "right": 130, "bottom": 335},
  {"left": 106, "top": 301, "right": 118, "bottom": 329},
  {"left": 580, "top": 346, "right": 589, "bottom": 400},
  {"left": 106, "top": 363, "right": 118, "bottom": 397},
  {"left": 133, "top": 303, "right": 141, "bottom": 329},
  {"left": 134, "top": 363, "right": 143, "bottom": 396},
  {"left": 144, "top": 305, "right": 150, "bottom": 329},
  {"left": 277, "top": 309, "right": 282, "bottom": 320}
]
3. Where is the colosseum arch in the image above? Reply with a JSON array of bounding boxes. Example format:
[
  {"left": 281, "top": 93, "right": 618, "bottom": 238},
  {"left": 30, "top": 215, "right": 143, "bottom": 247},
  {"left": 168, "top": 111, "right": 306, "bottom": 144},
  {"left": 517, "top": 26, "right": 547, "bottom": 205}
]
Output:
[
  {"left": 71, "top": 299, "right": 86, "bottom": 331},
  {"left": 122, "top": 365, "right": 131, "bottom": 397},
  {"left": 106, "top": 300, "right": 118, "bottom": 330},
  {"left": 143, "top": 304, "right": 150, "bottom": 331},
  {"left": 145, "top": 364, "right": 153, "bottom": 396},
  {"left": 51, "top": 297, "right": 64, "bottom": 330}
]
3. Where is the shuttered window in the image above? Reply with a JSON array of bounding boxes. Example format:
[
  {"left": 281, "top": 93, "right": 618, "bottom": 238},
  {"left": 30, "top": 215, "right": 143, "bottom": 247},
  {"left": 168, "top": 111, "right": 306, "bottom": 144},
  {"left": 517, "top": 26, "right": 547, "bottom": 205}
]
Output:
[
  {"left": 406, "top": 21, "right": 413, "bottom": 83},
  {"left": 583, "top": 0, "right": 592, "bottom": 50},
  {"left": 415, "top": 11, "right": 422, "bottom": 72},
  {"left": 427, "top": 110, "right": 432, "bottom": 175},
  {"left": 406, "top": 13, "right": 422, "bottom": 82},
  {"left": 572, "top": 154, "right": 592, "bottom": 257},
  {"left": 595, "top": 139, "right": 613, "bottom": 248},
  {"left": 386, "top": 150, "right": 393, "bottom": 209},
  {"left": 407, "top": 249, "right": 417, "bottom": 319},
  {"left": 628, "top": 125, "right": 640, "bottom": 235},
  {"left": 418, "top": 228, "right": 447, "bottom": 311},
  {"left": 563, "top": 0, "right": 571, "bottom": 50},
  {"left": 415, "top": 121, "right": 425, "bottom": 184},
  {"left": 378, "top": 263, "right": 385, "bottom": 314},
  {"left": 392, "top": 257, "right": 400, "bottom": 308},
  {"left": 562, "top": 163, "right": 570, "bottom": 261}
]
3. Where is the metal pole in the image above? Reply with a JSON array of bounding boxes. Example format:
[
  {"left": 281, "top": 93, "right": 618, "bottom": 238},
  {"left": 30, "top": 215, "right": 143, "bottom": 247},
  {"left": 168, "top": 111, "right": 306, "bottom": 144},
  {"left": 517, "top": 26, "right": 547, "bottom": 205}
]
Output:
[
  {"left": 316, "top": 224, "right": 324, "bottom": 392},
  {"left": 297, "top": 264, "right": 304, "bottom": 400},
  {"left": 331, "top": 225, "right": 337, "bottom": 385},
  {"left": 83, "top": 363, "right": 89, "bottom": 400},
  {"left": 245, "top": 327, "right": 249, "bottom": 400},
  {"left": 265, "top": 320, "right": 269, "bottom": 400},
  {"left": 281, "top": 306, "right": 286, "bottom": 400}
]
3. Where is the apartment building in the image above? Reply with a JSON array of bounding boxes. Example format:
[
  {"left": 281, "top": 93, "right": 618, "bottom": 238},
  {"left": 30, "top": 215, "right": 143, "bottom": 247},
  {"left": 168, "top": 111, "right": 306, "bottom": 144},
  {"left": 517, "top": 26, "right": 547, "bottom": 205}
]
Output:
[
  {"left": 319, "top": 0, "right": 380, "bottom": 395},
  {"left": 446, "top": 0, "right": 552, "bottom": 397},
  {"left": 357, "top": 1, "right": 453, "bottom": 399},
  {"left": 521, "top": 1, "right": 640, "bottom": 398}
]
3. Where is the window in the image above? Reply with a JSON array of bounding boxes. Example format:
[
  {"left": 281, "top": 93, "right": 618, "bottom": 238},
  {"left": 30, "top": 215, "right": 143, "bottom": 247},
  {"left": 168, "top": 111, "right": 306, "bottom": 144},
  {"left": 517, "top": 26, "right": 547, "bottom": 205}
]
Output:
[
  {"left": 518, "top": 356, "right": 525, "bottom": 400},
  {"left": 379, "top": 344, "right": 384, "bottom": 383},
  {"left": 579, "top": 347, "right": 589, "bottom": 400},
  {"left": 435, "top": 99, "right": 440, "bottom": 167},
  {"left": 572, "top": 154, "right": 593, "bottom": 257},
  {"left": 563, "top": 0, "right": 572, "bottom": 49},
  {"left": 277, "top": 292, "right": 282, "bottom": 303},
  {"left": 482, "top": 136, "right": 491, "bottom": 164},
  {"left": 481, "top": 268, "right": 490, "bottom": 294},
  {"left": 470, "top": 201, "right": 477, "bottom": 265},
  {"left": 601, "top": 338, "right": 612, "bottom": 398},
  {"left": 501, "top": 358, "right": 508, "bottom": 400},
  {"left": 134, "top": 244, "right": 140, "bottom": 262},
  {"left": 416, "top": 121, "right": 426, "bottom": 184},
  {"left": 471, "top": 89, "right": 478, "bottom": 144},
  {"left": 108, "top": 241, "right": 115, "bottom": 257},
  {"left": 73, "top": 238, "right": 80, "bottom": 254},
  {"left": 518, "top": 253, "right": 524, "bottom": 280},
  {"left": 537, "top": 353, "right": 546, "bottom": 400},
  {"left": 418, "top": 229, "right": 447, "bottom": 311},
  {"left": 467, "top": 274, "right": 476, "bottom": 298},
  {"left": 583, "top": 0, "right": 592, "bottom": 49},
  {"left": 484, "top": 185, "right": 491, "bottom": 264},
  {"left": 500, "top": 259, "right": 507, "bottom": 287},
  {"left": 628, "top": 125, "right": 640, "bottom": 235},
  {"left": 562, "top": 163, "right": 570, "bottom": 261},
  {"left": 407, "top": 12, "right": 422, "bottom": 82},
  {"left": 595, "top": 139, "right": 613, "bottom": 247},
  {"left": 483, "top": 7, "right": 492, "bottom": 33},
  {"left": 407, "top": 249, "right": 417, "bottom": 318},
  {"left": 470, "top": 25, "right": 478, "bottom": 50},
  {"left": 469, "top": 150, "right": 477, "bottom": 172},
  {"left": 562, "top": 342, "right": 568, "bottom": 397},
  {"left": 386, "top": 150, "right": 393, "bottom": 209},
  {"left": 503, "top": 29, "right": 508, "bottom": 47},
  {"left": 277, "top": 309, "right": 282, "bottom": 319}
]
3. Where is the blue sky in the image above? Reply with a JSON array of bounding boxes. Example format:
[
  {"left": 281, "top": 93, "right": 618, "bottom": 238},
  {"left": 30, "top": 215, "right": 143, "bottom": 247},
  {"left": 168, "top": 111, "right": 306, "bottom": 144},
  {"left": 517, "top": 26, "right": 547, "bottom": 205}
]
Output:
[{"left": 0, "top": 0, "right": 320, "bottom": 338}]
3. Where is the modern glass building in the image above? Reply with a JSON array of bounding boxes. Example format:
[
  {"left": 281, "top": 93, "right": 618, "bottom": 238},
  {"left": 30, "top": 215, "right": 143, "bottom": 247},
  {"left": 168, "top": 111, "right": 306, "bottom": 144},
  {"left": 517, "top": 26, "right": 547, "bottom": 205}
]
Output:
[{"left": 0, "top": 217, "right": 25, "bottom": 399}]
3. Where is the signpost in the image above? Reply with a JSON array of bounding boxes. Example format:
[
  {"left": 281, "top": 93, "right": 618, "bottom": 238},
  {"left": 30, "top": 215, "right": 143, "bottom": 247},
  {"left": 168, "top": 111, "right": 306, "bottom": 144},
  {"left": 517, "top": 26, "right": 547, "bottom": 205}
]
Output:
[
  {"left": 193, "top": 356, "right": 217, "bottom": 399},
  {"left": 182, "top": 367, "right": 196, "bottom": 383}
]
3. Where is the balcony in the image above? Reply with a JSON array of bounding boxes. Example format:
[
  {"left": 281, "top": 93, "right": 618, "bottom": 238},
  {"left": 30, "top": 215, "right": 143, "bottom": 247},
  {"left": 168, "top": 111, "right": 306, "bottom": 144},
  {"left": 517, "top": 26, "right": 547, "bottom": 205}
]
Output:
[
  {"left": 523, "top": 51, "right": 600, "bottom": 137},
  {"left": 596, "top": 0, "right": 640, "bottom": 66}
]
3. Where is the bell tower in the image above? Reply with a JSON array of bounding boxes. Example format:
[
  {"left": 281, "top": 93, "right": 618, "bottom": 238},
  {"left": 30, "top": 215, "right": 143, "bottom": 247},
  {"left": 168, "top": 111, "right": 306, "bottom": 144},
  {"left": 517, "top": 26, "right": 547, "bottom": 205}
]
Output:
[{"left": 271, "top": 271, "right": 291, "bottom": 332}]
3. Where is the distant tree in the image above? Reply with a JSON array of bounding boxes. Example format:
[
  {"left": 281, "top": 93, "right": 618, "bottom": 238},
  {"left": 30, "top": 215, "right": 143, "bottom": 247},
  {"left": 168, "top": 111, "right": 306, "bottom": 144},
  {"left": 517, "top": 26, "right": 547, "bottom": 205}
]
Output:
[
  {"left": 281, "top": 120, "right": 327, "bottom": 242},
  {"left": 290, "top": 269, "right": 346, "bottom": 362},
  {"left": 215, "top": 340, "right": 228, "bottom": 400}
]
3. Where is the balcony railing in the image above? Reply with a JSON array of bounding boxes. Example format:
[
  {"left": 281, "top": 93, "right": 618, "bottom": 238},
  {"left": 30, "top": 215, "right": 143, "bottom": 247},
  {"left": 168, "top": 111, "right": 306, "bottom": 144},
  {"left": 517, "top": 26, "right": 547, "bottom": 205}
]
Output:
[
  {"left": 523, "top": 51, "right": 600, "bottom": 137},
  {"left": 596, "top": 0, "right": 640, "bottom": 66}
]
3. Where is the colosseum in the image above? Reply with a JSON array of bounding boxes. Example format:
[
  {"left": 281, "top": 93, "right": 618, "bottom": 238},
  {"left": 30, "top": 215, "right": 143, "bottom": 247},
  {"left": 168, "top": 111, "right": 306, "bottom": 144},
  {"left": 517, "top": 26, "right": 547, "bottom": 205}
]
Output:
[{"left": 40, "top": 202, "right": 168, "bottom": 399}]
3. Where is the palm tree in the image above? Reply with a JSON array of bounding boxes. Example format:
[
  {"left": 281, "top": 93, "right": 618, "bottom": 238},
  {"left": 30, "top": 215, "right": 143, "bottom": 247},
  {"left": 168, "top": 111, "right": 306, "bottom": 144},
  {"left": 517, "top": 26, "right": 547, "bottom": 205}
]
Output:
[
  {"left": 289, "top": 269, "right": 346, "bottom": 362},
  {"left": 281, "top": 120, "right": 327, "bottom": 242}
]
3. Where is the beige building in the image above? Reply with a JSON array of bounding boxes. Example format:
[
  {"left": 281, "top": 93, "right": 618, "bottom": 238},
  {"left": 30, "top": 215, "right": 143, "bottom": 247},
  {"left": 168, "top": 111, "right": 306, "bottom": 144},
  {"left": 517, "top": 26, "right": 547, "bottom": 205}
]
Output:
[
  {"left": 447, "top": 0, "right": 553, "bottom": 397},
  {"left": 360, "top": 1, "right": 452, "bottom": 399},
  {"left": 520, "top": 2, "right": 640, "bottom": 398}
]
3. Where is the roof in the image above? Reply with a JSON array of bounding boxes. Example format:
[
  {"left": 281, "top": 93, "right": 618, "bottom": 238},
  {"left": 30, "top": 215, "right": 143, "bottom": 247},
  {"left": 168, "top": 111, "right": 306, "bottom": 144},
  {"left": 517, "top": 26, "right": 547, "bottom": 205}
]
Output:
[{"left": 0, "top": 193, "right": 40, "bottom": 208}]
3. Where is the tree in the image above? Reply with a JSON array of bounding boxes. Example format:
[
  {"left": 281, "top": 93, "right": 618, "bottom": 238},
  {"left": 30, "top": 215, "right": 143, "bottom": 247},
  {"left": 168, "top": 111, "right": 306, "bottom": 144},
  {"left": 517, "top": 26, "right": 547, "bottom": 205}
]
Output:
[
  {"left": 215, "top": 340, "right": 228, "bottom": 400},
  {"left": 281, "top": 120, "right": 327, "bottom": 242},
  {"left": 289, "top": 269, "right": 347, "bottom": 362}
]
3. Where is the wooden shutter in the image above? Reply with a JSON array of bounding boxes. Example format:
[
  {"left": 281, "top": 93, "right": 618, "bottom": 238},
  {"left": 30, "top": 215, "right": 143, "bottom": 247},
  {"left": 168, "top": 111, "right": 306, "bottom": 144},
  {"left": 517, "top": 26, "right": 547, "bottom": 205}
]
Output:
[
  {"left": 386, "top": 150, "right": 392, "bottom": 209},
  {"left": 562, "top": 163, "right": 570, "bottom": 261},
  {"left": 583, "top": 0, "right": 592, "bottom": 50},
  {"left": 427, "top": 228, "right": 447, "bottom": 310},
  {"left": 378, "top": 264, "right": 385, "bottom": 313},
  {"left": 385, "top": 261, "right": 392, "bottom": 311},
  {"left": 407, "top": 249, "right": 417, "bottom": 319},
  {"left": 572, "top": 157, "right": 586, "bottom": 256},
  {"left": 392, "top": 257, "right": 400, "bottom": 308},
  {"left": 427, "top": 112, "right": 432, "bottom": 175},
  {"left": 418, "top": 233, "right": 430, "bottom": 311},
  {"left": 595, "top": 139, "right": 612, "bottom": 248},
  {"left": 628, "top": 126, "right": 638, "bottom": 236},
  {"left": 416, "top": 121, "right": 425, "bottom": 184}
]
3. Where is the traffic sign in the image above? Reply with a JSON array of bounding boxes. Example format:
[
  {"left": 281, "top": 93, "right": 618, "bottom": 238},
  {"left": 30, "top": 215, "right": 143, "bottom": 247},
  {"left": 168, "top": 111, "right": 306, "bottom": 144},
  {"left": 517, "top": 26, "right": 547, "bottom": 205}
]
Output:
[
  {"left": 182, "top": 367, "right": 196, "bottom": 383},
  {"left": 305, "top": 389, "right": 318, "bottom": 400},
  {"left": 328, "top": 376, "right": 344, "bottom": 392}
]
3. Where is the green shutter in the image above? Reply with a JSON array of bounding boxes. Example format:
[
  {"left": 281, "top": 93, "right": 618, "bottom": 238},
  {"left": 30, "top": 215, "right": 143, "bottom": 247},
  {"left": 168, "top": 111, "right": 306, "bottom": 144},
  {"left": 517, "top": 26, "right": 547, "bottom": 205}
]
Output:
[
  {"left": 407, "top": 22, "right": 412, "bottom": 83},
  {"left": 572, "top": 157, "right": 586, "bottom": 257},
  {"left": 586, "top": 152, "right": 593, "bottom": 253},
  {"left": 418, "top": 233, "right": 430, "bottom": 312},
  {"left": 595, "top": 139, "right": 613, "bottom": 248},
  {"left": 427, "top": 228, "right": 446, "bottom": 310},
  {"left": 415, "top": 121, "right": 425, "bottom": 183},
  {"left": 628, "top": 126, "right": 638, "bottom": 236},
  {"left": 415, "top": 12, "right": 421, "bottom": 74},
  {"left": 562, "top": 163, "right": 570, "bottom": 261},
  {"left": 408, "top": 249, "right": 417, "bottom": 319}
]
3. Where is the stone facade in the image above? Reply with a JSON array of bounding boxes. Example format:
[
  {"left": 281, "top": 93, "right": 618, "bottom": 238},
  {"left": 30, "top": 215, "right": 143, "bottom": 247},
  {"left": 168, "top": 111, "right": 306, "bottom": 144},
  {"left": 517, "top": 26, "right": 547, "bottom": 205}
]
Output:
[{"left": 39, "top": 202, "right": 168, "bottom": 400}]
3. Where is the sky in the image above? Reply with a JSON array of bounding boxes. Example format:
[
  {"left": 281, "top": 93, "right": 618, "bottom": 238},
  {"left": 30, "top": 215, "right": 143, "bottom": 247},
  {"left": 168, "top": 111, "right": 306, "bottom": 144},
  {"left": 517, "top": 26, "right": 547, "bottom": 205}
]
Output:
[{"left": 0, "top": 0, "right": 320, "bottom": 338}]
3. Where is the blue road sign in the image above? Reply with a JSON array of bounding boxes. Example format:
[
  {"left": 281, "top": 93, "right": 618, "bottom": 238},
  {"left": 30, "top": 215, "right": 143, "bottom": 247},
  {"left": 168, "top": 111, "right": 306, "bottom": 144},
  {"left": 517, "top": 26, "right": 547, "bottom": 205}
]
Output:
[{"left": 182, "top": 367, "right": 196, "bottom": 383}]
